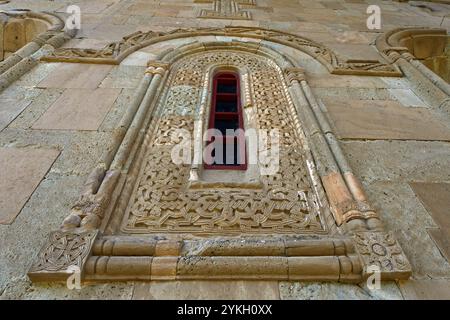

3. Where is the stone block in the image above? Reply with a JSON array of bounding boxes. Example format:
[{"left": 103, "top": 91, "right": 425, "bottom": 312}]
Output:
[
  {"left": 32, "top": 88, "right": 121, "bottom": 131},
  {"left": 0, "top": 147, "right": 59, "bottom": 224}
]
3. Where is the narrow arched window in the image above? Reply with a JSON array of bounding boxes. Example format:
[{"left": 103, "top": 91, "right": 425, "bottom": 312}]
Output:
[{"left": 204, "top": 72, "right": 247, "bottom": 170}]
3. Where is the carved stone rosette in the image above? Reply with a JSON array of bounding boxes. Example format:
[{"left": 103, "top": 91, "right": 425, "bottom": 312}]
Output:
[
  {"left": 28, "top": 230, "right": 99, "bottom": 282},
  {"left": 353, "top": 231, "right": 411, "bottom": 280}
]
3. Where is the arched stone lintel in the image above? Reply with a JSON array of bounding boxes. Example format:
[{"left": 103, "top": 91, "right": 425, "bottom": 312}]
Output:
[{"left": 41, "top": 26, "right": 401, "bottom": 76}]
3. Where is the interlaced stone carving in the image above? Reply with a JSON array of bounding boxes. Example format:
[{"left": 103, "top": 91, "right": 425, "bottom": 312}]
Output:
[
  {"left": 29, "top": 230, "right": 98, "bottom": 272},
  {"left": 121, "top": 51, "right": 327, "bottom": 234}
]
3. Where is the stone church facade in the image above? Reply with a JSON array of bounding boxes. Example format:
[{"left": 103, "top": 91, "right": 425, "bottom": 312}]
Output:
[{"left": 0, "top": 0, "right": 449, "bottom": 299}]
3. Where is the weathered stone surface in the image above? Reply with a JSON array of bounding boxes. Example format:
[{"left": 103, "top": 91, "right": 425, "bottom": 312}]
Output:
[
  {"left": 324, "top": 99, "right": 450, "bottom": 141},
  {"left": 132, "top": 281, "right": 280, "bottom": 300},
  {"left": 0, "top": 276, "right": 134, "bottom": 300},
  {"left": 361, "top": 181, "right": 450, "bottom": 279},
  {"left": 409, "top": 182, "right": 450, "bottom": 263},
  {"left": 409, "top": 182, "right": 450, "bottom": 229},
  {"left": 342, "top": 140, "right": 450, "bottom": 184},
  {"left": 32, "top": 88, "right": 121, "bottom": 131},
  {"left": 0, "top": 86, "right": 42, "bottom": 131},
  {"left": 279, "top": 281, "right": 403, "bottom": 300},
  {"left": 398, "top": 280, "right": 450, "bottom": 300},
  {"left": 37, "top": 64, "right": 113, "bottom": 89},
  {"left": 0, "top": 147, "right": 59, "bottom": 224}
]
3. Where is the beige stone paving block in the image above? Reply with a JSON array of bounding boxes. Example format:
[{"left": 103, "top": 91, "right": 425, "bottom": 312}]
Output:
[
  {"left": 37, "top": 64, "right": 113, "bottom": 89},
  {"left": 308, "top": 74, "right": 384, "bottom": 88},
  {"left": 388, "top": 89, "right": 426, "bottom": 108},
  {"left": 132, "top": 281, "right": 280, "bottom": 300},
  {"left": 324, "top": 99, "right": 450, "bottom": 141},
  {"left": 410, "top": 182, "right": 450, "bottom": 229},
  {"left": 398, "top": 280, "right": 450, "bottom": 300},
  {"left": 32, "top": 88, "right": 121, "bottom": 131},
  {"left": 328, "top": 43, "right": 383, "bottom": 61},
  {"left": 0, "top": 147, "right": 60, "bottom": 224},
  {"left": 56, "top": 1, "right": 118, "bottom": 14},
  {"left": 409, "top": 182, "right": 450, "bottom": 263}
]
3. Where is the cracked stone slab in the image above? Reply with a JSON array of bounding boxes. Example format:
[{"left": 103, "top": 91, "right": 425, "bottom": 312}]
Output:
[
  {"left": 323, "top": 99, "right": 450, "bottom": 141},
  {"left": 37, "top": 64, "right": 113, "bottom": 89},
  {"left": 0, "top": 147, "right": 60, "bottom": 224},
  {"left": 32, "top": 88, "right": 121, "bottom": 131},
  {"left": 132, "top": 281, "right": 280, "bottom": 300}
]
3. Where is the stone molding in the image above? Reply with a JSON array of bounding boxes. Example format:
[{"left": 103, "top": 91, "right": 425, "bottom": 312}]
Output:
[
  {"left": 42, "top": 26, "right": 401, "bottom": 77},
  {"left": 29, "top": 36, "right": 411, "bottom": 284}
]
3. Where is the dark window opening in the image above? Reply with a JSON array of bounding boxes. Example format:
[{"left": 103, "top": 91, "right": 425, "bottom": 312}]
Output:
[{"left": 205, "top": 72, "right": 247, "bottom": 170}]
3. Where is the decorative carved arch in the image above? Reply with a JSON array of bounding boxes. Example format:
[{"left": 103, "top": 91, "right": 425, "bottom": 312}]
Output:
[
  {"left": 29, "top": 35, "right": 412, "bottom": 283},
  {"left": 42, "top": 26, "right": 401, "bottom": 76}
]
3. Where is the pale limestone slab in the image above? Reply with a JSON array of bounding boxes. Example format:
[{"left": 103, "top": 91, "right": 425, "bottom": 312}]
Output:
[
  {"left": 410, "top": 182, "right": 450, "bottom": 229},
  {"left": 32, "top": 88, "right": 121, "bottom": 131},
  {"left": 399, "top": 280, "right": 450, "bottom": 300},
  {"left": 323, "top": 99, "right": 450, "bottom": 141},
  {"left": 0, "top": 147, "right": 60, "bottom": 224},
  {"left": 308, "top": 73, "right": 384, "bottom": 88},
  {"left": 388, "top": 89, "right": 427, "bottom": 107},
  {"left": 132, "top": 281, "right": 280, "bottom": 300},
  {"left": 37, "top": 64, "right": 113, "bottom": 89},
  {"left": 56, "top": 1, "right": 118, "bottom": 14},
  {"left": 121, "top": 51, "right": 156, "bottom": 66},
  {"left": 279, "top": 281, "right": 403, "bottom": 300},
  {"left": 329, "top": 43, "right": 383, "bottom": 61},
  {"left": 0, "top": 87, "right": 42, "bottom": 131},
  {"left": 427, "top": 228, "right": 450, "bottom": 263}
]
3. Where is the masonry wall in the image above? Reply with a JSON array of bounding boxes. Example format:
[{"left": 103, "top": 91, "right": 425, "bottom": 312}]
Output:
[{"left": 0, "top": 0, "right": 450, "bottom": 299}]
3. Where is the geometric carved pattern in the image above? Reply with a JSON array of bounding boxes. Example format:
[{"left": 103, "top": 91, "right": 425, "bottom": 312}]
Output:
[
  {"left": 29, "top": 230, "right": 98, "bottom": 273},
  {"left": 195, "top": 0, "right": 256, "bottom": 20},
  {"left": 122, "top": 51, "right": 328, "bottom": 234},
  {"left": 353, "top": 232, "right": 412, "bottom": 276},
  {"left": 42, "top": 27, "right": 400, "bottom": 76}
]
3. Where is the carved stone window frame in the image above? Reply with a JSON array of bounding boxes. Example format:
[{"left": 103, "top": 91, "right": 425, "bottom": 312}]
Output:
[{"left": 28, "top": 29, "right": 411, "bottom": 284}]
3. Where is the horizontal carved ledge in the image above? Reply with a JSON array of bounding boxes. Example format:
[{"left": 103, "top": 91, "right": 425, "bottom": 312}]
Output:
[
  {"left": 29, "top": 232, "right": 411, "bottom": 283},
  {"left": 84, "top": 255, "right": 362, "bottom": 282}
]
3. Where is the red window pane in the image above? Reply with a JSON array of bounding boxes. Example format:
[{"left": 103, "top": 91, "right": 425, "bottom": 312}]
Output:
[{"left": 204, "top": 72, "right": 247, "bottom": 170}]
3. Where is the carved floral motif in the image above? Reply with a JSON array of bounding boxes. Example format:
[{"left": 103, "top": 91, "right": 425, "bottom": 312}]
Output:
[{"left": 353, "top": 231, "right": 411, "bottom": 274}]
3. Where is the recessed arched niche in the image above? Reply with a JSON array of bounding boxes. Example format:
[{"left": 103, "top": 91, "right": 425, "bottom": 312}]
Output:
[{"left": 0, "top": 10, "right": 54, "bottom": 61}]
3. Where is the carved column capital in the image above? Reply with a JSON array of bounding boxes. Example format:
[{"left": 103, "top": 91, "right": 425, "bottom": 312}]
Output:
[
  {"left": 284, "top": 67, "right": 306, "bottom": 84},
  {"left": 146, "top": 61, "right": 170, "bottom": 75}
]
